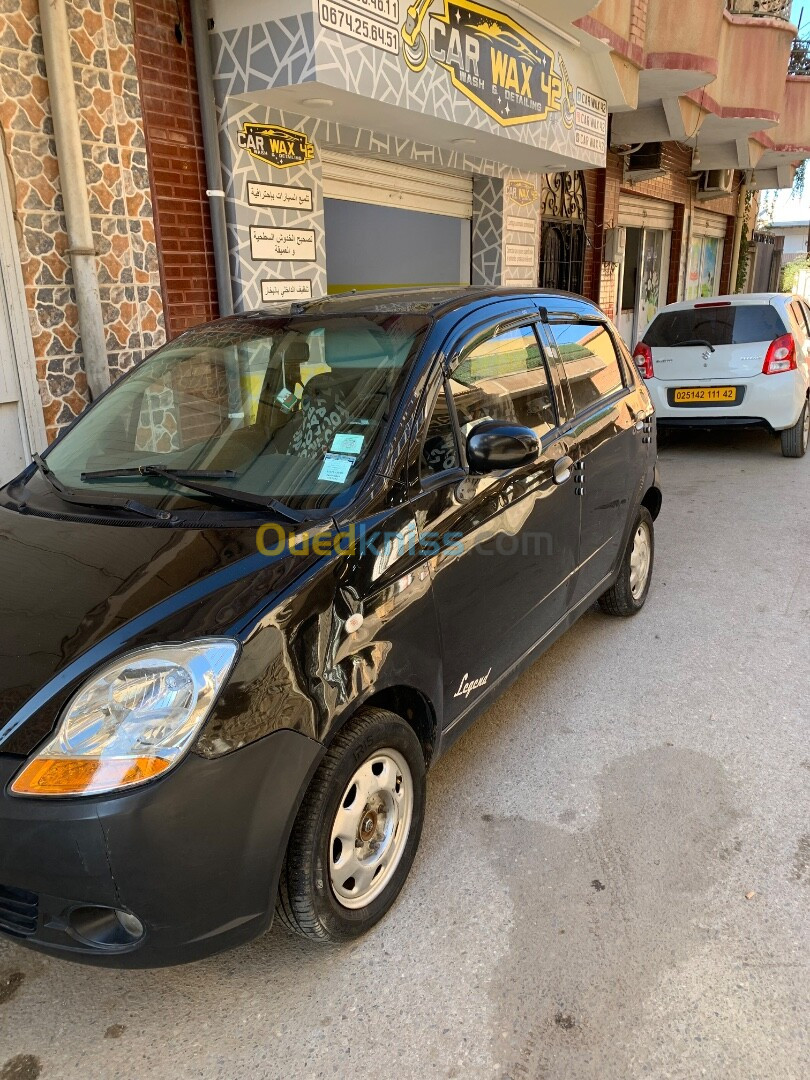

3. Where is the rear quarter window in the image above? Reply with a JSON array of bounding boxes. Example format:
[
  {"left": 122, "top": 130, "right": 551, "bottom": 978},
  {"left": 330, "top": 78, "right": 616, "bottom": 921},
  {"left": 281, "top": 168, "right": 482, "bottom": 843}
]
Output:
[
  {"left": 553, "top": 323, "right": 625, "bottom": 415},
  {"left": 645, "top": 304, "right": 787, "bottom": 347}
]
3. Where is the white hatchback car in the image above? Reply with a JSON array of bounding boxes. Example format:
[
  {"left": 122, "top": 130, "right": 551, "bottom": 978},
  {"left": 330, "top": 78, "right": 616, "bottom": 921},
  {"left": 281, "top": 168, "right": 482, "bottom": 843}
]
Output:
[{"left": 633, "top": 293, "right": 810, "bottom": 458}]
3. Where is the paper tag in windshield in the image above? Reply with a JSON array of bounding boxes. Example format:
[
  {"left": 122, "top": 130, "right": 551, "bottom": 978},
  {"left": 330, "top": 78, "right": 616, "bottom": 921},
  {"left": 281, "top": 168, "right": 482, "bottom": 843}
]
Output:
[
  {"left": 331, "top": 433, "right": 364, "bottom": 455},
  {"left": 318, "top": 453, "right": 355, "bottom": 483}
]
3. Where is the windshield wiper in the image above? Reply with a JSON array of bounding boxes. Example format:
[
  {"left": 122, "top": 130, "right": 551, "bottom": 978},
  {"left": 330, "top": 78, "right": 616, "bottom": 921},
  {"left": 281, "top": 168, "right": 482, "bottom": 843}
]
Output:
[
  {"left": 81, "top": 464, "right": 314, "bottom": 524},
  {"left": 674, "top": 339, "right": 716, "bottom": 352},
  {"left": 30, "top": 454, "right": 174, "bottom": 521},
  {"left": 82, "top": 466, "right": 237, "bottom": 481}
]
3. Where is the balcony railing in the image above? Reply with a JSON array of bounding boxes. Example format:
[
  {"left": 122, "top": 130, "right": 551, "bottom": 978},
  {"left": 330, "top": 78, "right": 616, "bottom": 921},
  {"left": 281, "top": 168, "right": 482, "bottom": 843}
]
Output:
[{"left": 727, "top": 0, "right": 793, "bottom": 19}]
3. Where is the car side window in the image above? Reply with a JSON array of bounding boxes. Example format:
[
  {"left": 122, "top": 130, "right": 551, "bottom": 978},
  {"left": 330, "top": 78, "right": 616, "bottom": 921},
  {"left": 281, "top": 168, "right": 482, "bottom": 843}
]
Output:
[
  {"left": 552, "top": 322, "right": 625, "bottom": 416},
  {"left": 800, "top": 301, "right": 810, "bottom": 336},
  {"left": 448, "top": 325, "right": 558, "bottom": 442},
  {"left": 421, "top": 382, "right": 461, "bottom": 478},
  {"left": 789, "top": 302, "right": 810, "bottom": 342}
]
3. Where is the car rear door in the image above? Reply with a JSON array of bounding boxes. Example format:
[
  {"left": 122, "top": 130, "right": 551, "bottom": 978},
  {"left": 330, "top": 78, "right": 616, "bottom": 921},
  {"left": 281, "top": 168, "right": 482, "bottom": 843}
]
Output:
[
  {"left": 787, "top": 300, "right": 810, "bottom": 378},
  {"left": 545, "top": 316, "right": 649, "bottom": 607},
  {"left": 410, "top": 312, "right": 579, "bottom": 730}
]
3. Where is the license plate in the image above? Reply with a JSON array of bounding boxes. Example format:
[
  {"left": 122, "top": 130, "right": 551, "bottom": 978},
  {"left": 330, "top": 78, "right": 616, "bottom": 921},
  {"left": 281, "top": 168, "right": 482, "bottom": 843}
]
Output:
[{"left": 673, "top": 386, "right": 737, "bottom": 403}]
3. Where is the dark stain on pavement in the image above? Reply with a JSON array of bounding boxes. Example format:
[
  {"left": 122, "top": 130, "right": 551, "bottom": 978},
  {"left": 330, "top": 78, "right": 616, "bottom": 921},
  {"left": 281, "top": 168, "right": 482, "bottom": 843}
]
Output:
[
  {"left": 792, "top": 834, "right": 810, "bottom": 883},
  {"left": 0, "top": 972, "right": 24, "bottom": 1005},
  {"left": 0, "top": 1056, "right": 41, "bottom": 1080},
  {"left": 486, "top": 746, "right": 738, "bottom": 1080},
  {"left": 104, "top": 1024, "right": 126, "bottom": 1040}
]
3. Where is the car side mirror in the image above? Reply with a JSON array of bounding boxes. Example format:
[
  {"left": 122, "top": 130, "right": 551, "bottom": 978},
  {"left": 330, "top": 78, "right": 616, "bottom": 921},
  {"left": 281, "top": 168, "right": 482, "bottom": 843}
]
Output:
[{"left": 466, "top": 420, "right": 539, "bottom": 473}]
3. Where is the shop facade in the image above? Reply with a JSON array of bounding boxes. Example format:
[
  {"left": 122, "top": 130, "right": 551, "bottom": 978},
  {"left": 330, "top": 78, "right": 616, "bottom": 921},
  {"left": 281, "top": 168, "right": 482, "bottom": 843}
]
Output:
[
  {"left": 208, "top": 0, "right": 610, "bottom": 308},
  {"left": 543, "top": 144, "right": 744, "bottom": 349}
]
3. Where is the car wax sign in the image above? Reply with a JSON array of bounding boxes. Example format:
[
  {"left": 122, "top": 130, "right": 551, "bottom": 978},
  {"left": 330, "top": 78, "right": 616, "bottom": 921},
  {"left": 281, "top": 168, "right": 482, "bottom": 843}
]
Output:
[
  {"left": 506, "top": 179, "right": 538, "bottom": 205},
  {"left": 419, "top": 1, "right": 564, "bottom": 126},
  {"left": 238, "top": 123, "right": 314, "bottom": 169}
]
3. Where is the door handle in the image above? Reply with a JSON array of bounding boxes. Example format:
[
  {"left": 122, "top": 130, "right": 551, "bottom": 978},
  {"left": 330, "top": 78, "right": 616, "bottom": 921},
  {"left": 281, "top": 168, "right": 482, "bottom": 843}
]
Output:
[{"left": 553, "top": 455, "right": 574, "bottom": 484}]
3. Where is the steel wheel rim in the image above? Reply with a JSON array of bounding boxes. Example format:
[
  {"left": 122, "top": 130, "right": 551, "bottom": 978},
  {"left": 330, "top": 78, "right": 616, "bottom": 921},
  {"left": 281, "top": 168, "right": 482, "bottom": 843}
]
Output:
[
  {"left": 629, "top": 521, "right": 651, "bottom": 600},
  {"left": 329, "top": 748, "right": 414, "bottom": 910}
]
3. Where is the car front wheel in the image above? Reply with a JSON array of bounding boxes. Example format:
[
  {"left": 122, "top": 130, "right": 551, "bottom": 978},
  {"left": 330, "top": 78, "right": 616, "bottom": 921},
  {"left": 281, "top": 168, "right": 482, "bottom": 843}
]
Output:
[
  {"left": 598, "top": 506, "right": 655, "bottom": 617},
  {"left": 780, "top": 400, "right": 809, "bottom": 459},
  {"left": 276, "top": 708, "right": 426, "bottom": 942}
]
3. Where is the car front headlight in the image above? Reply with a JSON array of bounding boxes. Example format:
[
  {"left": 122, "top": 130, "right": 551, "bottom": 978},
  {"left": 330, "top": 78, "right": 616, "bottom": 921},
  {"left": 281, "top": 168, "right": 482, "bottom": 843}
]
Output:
[{"left": 11, "top": 639, "right": 239, "bottom": 797}]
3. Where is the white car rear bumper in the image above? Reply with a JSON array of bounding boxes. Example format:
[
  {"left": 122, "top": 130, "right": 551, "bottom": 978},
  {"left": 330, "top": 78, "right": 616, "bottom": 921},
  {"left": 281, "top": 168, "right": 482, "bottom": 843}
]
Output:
[{"left": 647, "top": 371, "right": 808, "bottom": 432}]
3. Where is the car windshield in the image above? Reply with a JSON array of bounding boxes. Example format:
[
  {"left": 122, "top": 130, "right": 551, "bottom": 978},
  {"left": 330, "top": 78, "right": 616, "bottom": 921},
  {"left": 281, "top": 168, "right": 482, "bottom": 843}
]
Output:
[
  {"left": 41, "top": 312, "right": 430, "bottom": 512},
  {"left": 644, "top": 304, "right": 786, "bottom": 348}
]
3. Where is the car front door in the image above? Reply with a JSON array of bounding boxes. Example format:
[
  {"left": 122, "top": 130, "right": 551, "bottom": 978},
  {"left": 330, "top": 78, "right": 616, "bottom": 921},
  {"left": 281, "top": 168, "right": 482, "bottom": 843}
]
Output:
[
  {"left": 545, "top": 317, "right": 649, "bottom": 607},
  {"left": 410, "top": 317, "right": 580, "bottom": 730}
]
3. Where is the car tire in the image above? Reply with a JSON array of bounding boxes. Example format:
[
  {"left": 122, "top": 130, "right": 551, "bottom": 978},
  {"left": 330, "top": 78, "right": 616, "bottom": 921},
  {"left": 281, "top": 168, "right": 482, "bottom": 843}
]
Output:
[
  {"left": 598, "top": 506, "right": 655, "bottom": 617},
  {"left": 276, "top": 708, "right": 426, "bottom": 942},
  {"left": 780, "top": 400, "right": 809, "bottom": 459}
]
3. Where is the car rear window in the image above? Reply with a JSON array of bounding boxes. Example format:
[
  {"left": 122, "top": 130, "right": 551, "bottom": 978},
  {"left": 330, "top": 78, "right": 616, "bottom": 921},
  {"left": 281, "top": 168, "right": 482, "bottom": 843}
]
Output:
[{"left": 644, "top": 304, "right": 787, "bottom": 347}]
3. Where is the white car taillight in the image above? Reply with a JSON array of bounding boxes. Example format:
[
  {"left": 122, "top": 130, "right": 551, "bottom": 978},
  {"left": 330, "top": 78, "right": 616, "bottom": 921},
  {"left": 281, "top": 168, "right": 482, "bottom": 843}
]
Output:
[
  {"left": 762, "top": 334, "right": 797, "bottom": 375},
  {"left": 633, "top": 342, "right": 654, "bottom": 379}
]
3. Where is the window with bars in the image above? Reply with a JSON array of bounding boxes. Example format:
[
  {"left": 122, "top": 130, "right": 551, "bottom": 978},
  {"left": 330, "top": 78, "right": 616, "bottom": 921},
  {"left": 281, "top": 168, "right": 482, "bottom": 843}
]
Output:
[{"left": 539, "top": 172, "right": 587, "bottom": 295}]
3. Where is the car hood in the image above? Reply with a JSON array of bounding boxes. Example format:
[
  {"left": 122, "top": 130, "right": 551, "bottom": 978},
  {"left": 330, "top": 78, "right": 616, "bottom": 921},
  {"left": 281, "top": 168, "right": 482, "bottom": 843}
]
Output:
[{"left": 0, "top": 506, "right": 315, "bottom": 755}]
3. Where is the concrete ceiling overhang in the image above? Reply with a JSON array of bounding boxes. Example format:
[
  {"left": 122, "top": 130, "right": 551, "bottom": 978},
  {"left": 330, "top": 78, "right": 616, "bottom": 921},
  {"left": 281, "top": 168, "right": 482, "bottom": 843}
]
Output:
[
  {"left": 749, "top": 164, "right": 798, "bottom": 190},
  {"left": 636, "top": 65, "right": 716, "bottom": 108},
  {"left": 236, "top": 83, "right": 600, "bottom": 174},
  {"left": 610, "top": 95, "right": 708, "bottom": 145}
]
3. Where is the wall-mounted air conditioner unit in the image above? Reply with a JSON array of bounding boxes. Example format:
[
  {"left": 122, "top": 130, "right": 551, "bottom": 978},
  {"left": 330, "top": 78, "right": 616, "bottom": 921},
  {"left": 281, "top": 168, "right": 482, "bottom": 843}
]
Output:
[
  {"left": 624, "top": 144, "right": 665, "bottom": 183},
  {"left": 696, "top": 169, "right": 735, "bottom": 200}
]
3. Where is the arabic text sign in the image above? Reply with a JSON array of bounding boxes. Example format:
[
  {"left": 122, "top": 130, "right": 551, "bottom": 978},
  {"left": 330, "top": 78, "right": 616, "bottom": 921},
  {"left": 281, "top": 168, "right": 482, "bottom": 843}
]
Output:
[
  {"left": 504, "top": 242, "right": 535, "bottom": 268},
  {"left": 426, "top": 1, "right": 563, "bottom": 126},
  {"left": 247, "top": 182, "right": 313, "bottom": 211},
  {"left": 250, "top": 226, "right": 317, "bottom": 262},
  {"left": 506, "top": 214, "right": 535, "bottom": 235},
  {"left": 261, "top": 279, "right": 313, "bottom": 302}
]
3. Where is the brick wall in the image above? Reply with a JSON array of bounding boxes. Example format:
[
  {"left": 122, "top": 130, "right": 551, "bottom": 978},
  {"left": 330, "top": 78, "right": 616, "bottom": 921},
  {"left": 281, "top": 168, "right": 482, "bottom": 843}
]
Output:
[
  {"left": 133, "top": 0, "right": 217, "bottom": 338},
  {"left": 629, "top": 0, "right": 649, "bottom": 50},
  {"left": 582, "top": 168, "right": 601, "bottom": 303},
  {"left": 587, "top": 146, "right": 739, "bottom": 315},
  {"left": 0, "top": 0, "right": 165, "bottom": 441}
]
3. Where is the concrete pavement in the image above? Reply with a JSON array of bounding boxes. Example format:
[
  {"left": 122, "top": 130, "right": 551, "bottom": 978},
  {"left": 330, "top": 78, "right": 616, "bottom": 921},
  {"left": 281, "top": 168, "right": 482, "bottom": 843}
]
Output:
[{"left": 1, "top": 426, "right": 808, "bottom": 1080}]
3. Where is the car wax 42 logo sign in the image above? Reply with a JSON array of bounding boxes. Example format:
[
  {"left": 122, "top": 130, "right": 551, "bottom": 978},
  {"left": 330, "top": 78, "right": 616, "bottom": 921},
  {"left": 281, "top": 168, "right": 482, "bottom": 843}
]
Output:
[
  {"left": 238, "top": 123, "right": 315, "bottom": 169},
  {"left": 402, "top": 0, "right": 572, "bottom": 127}
]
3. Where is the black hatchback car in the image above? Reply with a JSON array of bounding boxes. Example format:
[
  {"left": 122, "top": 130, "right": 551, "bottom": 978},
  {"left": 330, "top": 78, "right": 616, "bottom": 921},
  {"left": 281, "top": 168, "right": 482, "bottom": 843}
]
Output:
[{"left": 0, "top": 287, "right": 661, "bottom": 965}]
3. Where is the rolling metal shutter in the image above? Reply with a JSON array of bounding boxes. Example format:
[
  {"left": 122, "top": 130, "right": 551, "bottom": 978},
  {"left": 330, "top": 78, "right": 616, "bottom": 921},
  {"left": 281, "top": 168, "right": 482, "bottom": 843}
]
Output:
[
  {"left": 321, "top": 150, "right": 473, "bottom": 220},
  {"left": 692, "top": 208, "right": 729, "bottom": 239},
  {"left": 618, "top": 193, "right": 675, "bottom": 231}
]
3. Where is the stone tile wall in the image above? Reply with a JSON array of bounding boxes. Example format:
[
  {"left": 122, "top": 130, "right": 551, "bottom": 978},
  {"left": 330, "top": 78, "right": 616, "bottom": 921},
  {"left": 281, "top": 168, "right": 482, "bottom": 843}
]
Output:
[{"left": 0, "top": 0, "right": 165, "bottom": 442}]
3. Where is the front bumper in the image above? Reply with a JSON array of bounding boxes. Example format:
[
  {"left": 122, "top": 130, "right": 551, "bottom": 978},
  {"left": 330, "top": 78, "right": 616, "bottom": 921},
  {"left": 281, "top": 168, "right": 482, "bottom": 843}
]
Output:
[
  {"left": 646, "top": 371, "right": 807, "bottom": 432},
  {"left": 0, "top": 729, "right": 323, "bottom": 967}
]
